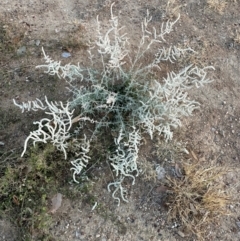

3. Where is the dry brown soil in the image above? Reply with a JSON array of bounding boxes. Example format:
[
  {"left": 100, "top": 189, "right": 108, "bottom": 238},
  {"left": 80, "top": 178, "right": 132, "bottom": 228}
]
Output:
[{"left": 1, "top": 0, "right": 240, "bottom": 241}]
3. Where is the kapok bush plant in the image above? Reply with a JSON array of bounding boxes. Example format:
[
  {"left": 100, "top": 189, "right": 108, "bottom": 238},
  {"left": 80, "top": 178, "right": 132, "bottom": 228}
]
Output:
[{"left": 13, "top": 3, "right": 214, "bottom": 205}]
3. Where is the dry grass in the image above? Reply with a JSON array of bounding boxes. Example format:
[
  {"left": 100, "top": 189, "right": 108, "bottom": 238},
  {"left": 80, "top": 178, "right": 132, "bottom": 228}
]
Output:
[
  {"left": 138, "top": 157, "right": 158, "bottom": 182},
  {"left": 233, "top": 30, "right": 240, "bottom": 44},
  {"left": 207, "top": 0, "right": 227, "bottom": 14},
  {"left": 166, "top": 157, "right": 234, "bottom": 239},
  {"left": 165, "top": 0, "right": 182, "bottom": 19}
]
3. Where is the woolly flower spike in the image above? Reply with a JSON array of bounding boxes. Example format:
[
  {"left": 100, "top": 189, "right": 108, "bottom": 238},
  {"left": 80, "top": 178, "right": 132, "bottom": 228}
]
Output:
[
  {"left": 107, "top": 178, "right": 128, "bottom": 205},
  {"left": 96, "top": 3, "right": 129, "bottom": 74},
  {"left": 154, "top": 46, "right": 196, "bottom": 64},
  {"left": 37, "top": 47, "right": 85, "bottom": 82},
  {"left": 13, "top": 98, "right": 47, "bottom": 113},
  {"left": 108, "top": 127, "right": 141, "bottom": 205},
  {"left": 70, "top": 135, "right": 91, "bottom": 183},
  {"left": 14, "top": 96, "right": 74, "bottom": 159}
]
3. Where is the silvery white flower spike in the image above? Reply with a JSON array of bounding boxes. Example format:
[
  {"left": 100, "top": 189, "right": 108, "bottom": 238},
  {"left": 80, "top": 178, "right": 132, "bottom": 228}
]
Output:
[
  {"left": 14, "top": 96, "right": 75, "bottom": 159},
  {"left": 70, "top": 136, "right": 90, "bottom": 183},
  {"left": 13, "top": 98, "right": 47, "bottom": 113}
]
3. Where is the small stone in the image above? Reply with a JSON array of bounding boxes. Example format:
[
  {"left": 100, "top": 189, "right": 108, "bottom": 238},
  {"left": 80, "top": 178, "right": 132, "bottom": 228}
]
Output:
[
  {"left": 236, "top": 221, "right": 240, "bottom": 228},
  {"left": 156, "top": 165, "right": 166, "bottom": 180},
  {"left": 17, "top": 46, "right": 26, "bottom": 56},
  {"left": 36, "top": 39, "right": 41, "bottom": 46},
  {"left": 62, "top": 51, "right": 71, "bottom": 58},
  {"left": 75, "top": 230, "right": 80, "bottom": 238},
  {"left": 177, "top": 230, "right": 185, "bottom": 238}
]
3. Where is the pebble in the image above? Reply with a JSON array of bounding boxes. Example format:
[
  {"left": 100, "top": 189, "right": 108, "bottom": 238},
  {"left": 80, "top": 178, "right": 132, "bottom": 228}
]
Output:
[
  {"left": 36, "top": 39, "right": 41, "bottom": 46},
  {"left": 62, "top": 51, "right": 71, "bottom": 58},
  {"left": 177, "top": 230, "right": 185, "bottom": 238},
  {"left": 75, "top": 230, "right": 80, "bottom": 238},
  {"left": 17, "top": 46, "right": 26, "bottom": 56},
  {"left": 156, "top": 165, "right": 166, "bottom": 180},
  {"left": 236, "top": 221, "right": 240, "bottom": 229}
]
